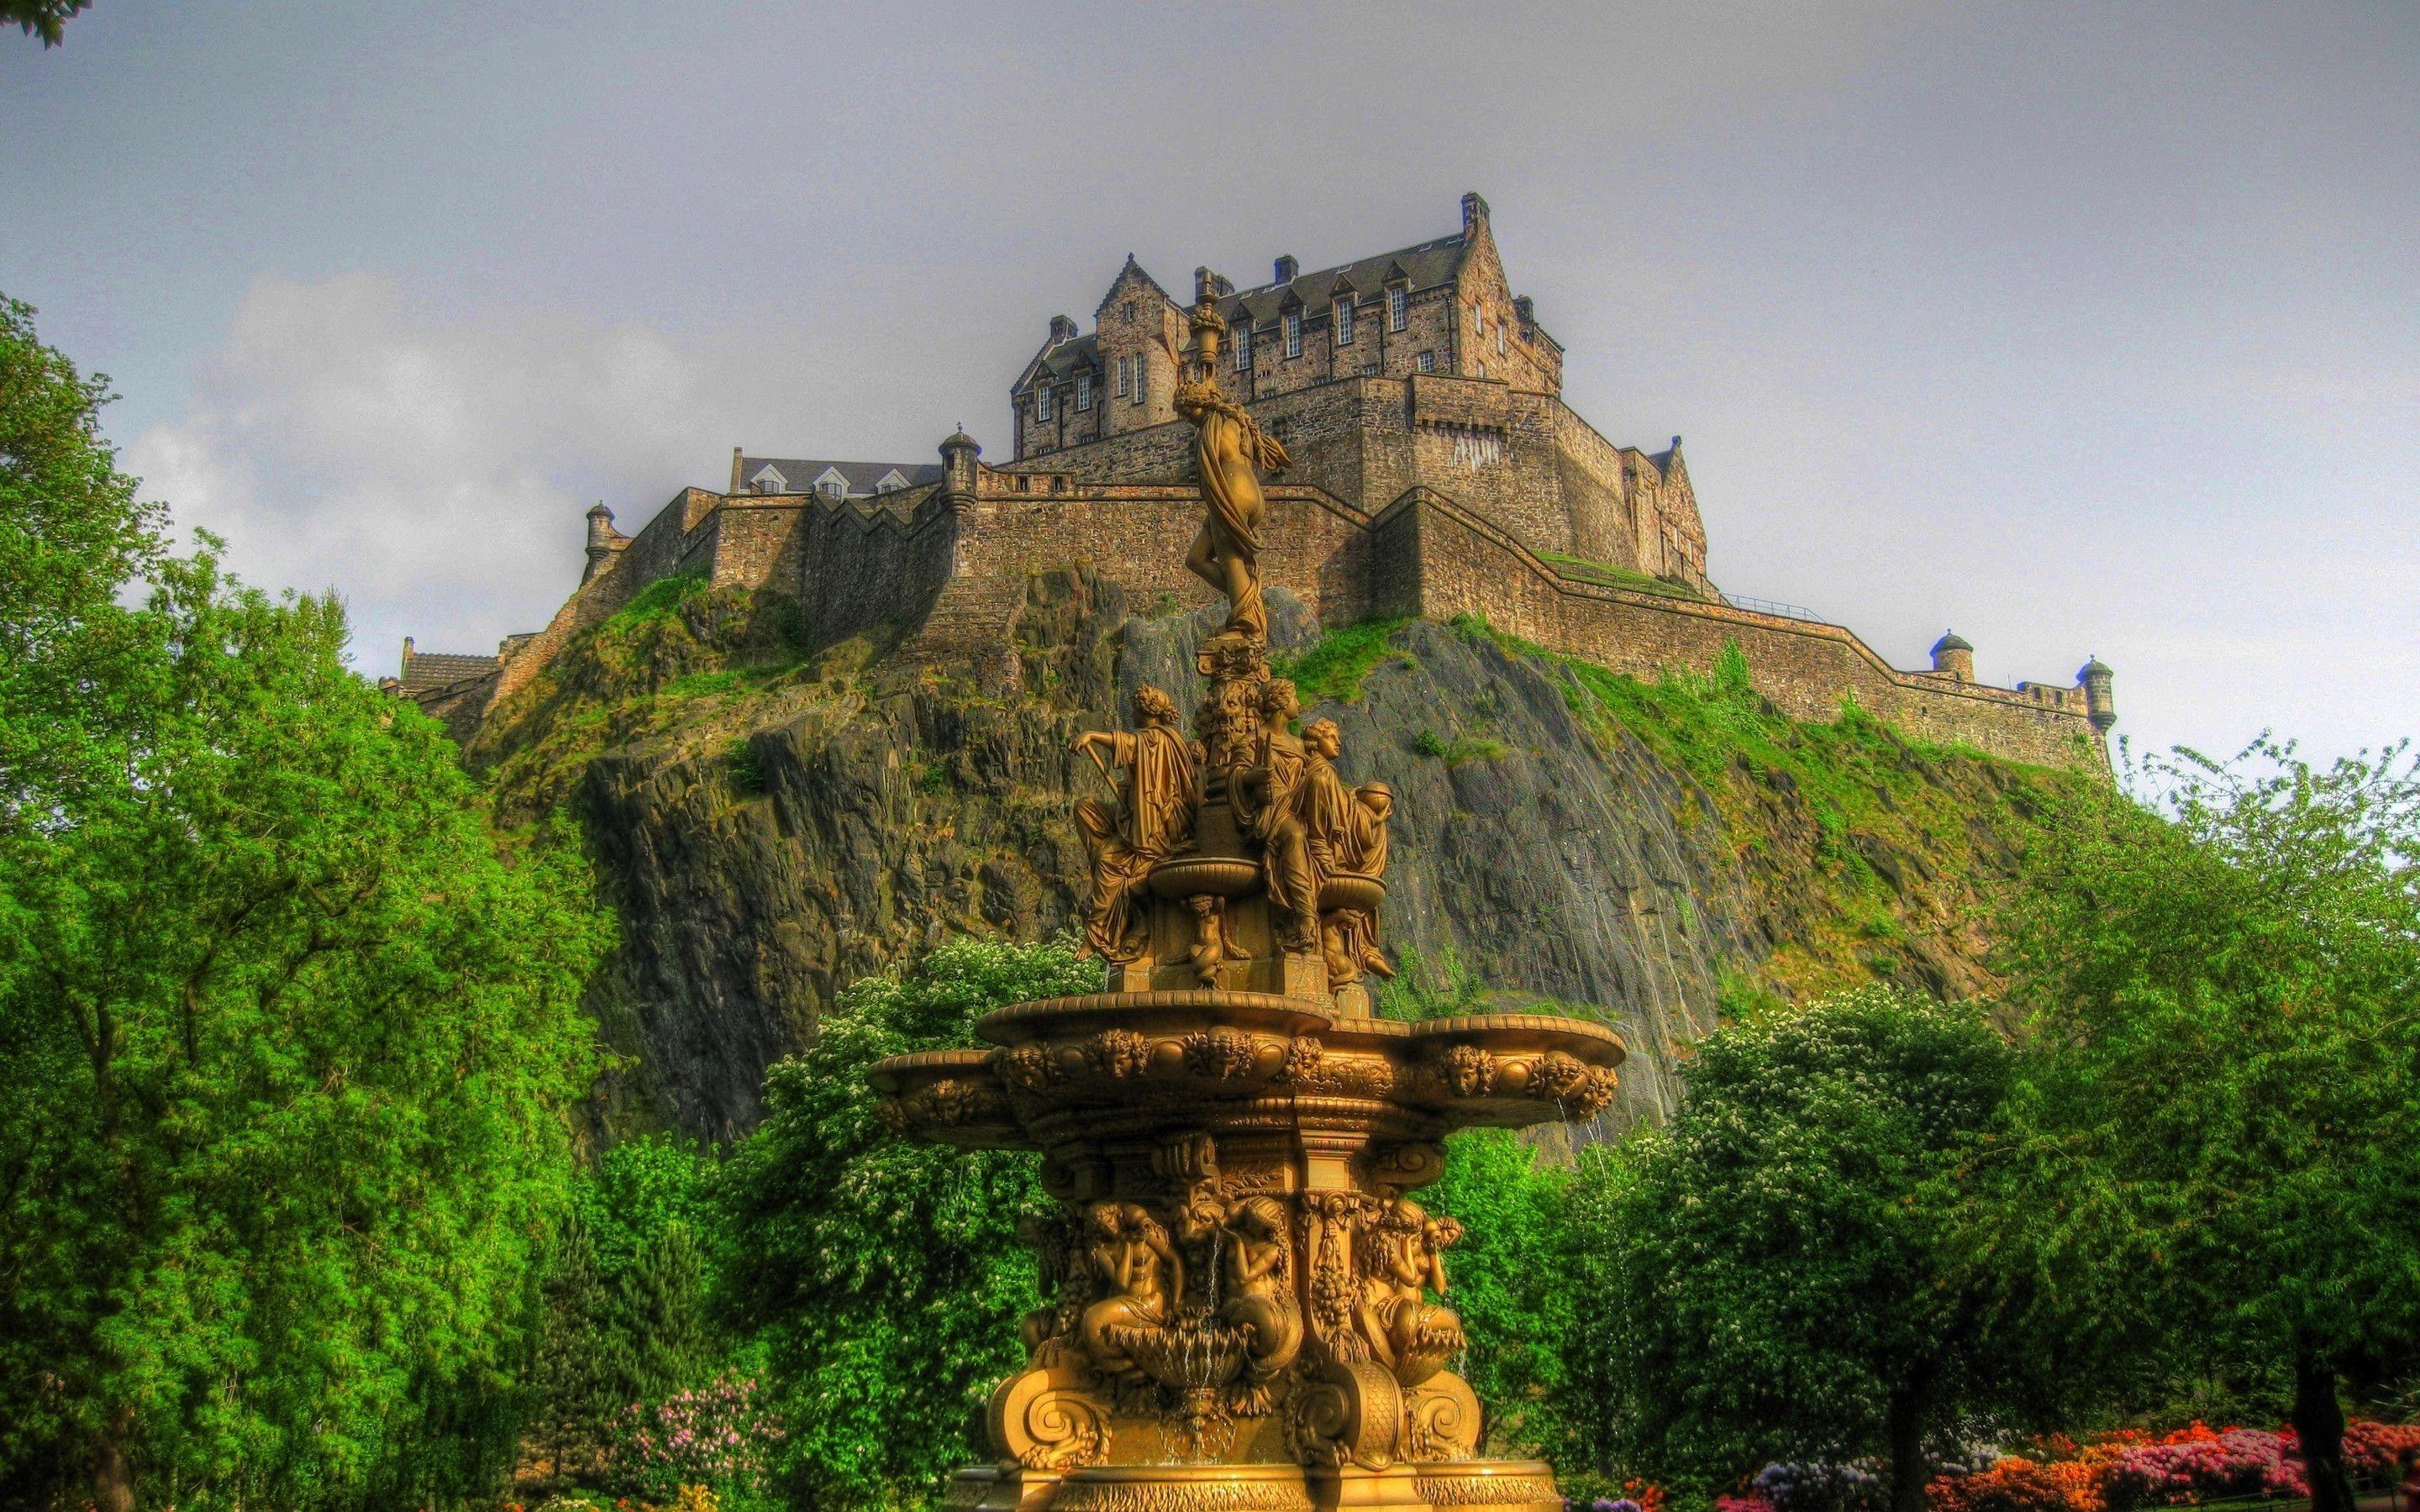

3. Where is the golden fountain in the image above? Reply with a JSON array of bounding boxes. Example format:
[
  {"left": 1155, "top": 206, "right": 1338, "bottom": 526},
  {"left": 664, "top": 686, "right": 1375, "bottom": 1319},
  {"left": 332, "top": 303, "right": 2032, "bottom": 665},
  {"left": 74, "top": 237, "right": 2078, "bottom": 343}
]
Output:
[{"left": 869, "top": 270, "right": 1623, "bottom": 1512}]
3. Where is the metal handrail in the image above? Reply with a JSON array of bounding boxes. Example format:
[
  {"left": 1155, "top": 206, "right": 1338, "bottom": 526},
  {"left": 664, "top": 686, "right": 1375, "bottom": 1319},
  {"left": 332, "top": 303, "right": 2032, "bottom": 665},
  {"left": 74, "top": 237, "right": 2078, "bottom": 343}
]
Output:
[{"left": 1721, "top": 593, "right": 1823, "bottom": 622}]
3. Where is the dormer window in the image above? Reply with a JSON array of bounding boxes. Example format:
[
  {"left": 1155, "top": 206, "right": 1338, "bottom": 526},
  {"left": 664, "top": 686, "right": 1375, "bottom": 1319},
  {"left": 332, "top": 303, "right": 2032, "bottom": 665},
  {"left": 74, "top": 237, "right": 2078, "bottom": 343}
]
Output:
[
  {"left": 874, "top": 470, "right": 908, "bottom": 495},
  {"left": 1037, "top": 383, "right": 1054, "bottom": 423},
  {"left": 1077, "top": 373, "right": 1092, "bottom": 412},
  {"left": 1334, "top": 297, "right": 1354, "bottom": 346},
  {"left": 1234, "top": 324, "right": 1252, "bottom": 370},
  {"left": 1283, "top": 308, "right": 1302, "bottom": 359},
  {"left": 1388, "top": 286, "right": 1407, "bottom": 331},
  {"left": 813, "top": 466, "right": 850, "bottom": 500},
  {"left": 750, "top": 464, "right": 787, "bottom": 494}
]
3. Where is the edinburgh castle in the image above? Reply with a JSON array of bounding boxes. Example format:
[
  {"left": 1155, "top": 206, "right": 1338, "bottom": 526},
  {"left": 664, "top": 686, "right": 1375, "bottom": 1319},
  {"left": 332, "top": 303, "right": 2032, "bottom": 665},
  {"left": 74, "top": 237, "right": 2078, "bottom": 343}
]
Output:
[{"left": 396, "top": 192, "right": 2115, "bottom": 768}]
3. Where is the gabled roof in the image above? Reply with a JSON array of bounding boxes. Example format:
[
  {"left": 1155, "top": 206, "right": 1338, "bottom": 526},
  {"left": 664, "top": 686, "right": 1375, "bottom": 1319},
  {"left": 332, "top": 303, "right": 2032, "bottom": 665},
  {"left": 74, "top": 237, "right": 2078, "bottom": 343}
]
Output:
[
  {"left": 1223, "top": 234, "right": 1469, "bottom": 329},
  {"left": 398, "top": 650, "right": 497, "bottom": 696},
  {"left": 1095, "top": 255, "right": 1176, "bottom": 316},
  {"left": 733, "top": 457, "right": 944, "bottom": 496}
]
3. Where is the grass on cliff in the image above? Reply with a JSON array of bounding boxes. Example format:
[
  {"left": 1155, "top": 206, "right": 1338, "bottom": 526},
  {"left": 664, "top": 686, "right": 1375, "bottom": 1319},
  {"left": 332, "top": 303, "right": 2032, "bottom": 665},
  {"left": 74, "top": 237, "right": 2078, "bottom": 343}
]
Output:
[
  {"left": 1440, "top": 613, "right": 2088, "bottom": 998},
  {"left": 1272, "top": 616, "right": 1415, "bottom": 703},
  {"left": 1535, "top": 550, "right": 1710, "bottom": 602},
  {"left": 471, "top": 579, "right": 869, "bottom": 822}
]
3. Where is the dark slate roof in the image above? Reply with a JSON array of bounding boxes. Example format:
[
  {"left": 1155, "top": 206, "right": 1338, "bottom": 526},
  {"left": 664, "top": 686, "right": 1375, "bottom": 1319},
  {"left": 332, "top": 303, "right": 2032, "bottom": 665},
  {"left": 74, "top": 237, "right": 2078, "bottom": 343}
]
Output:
[
  {"left": 1033, "top": 333, "right": 1102, "bottom": 381},
  {"left": 1222, "top": 234, "right": 1469, "bottom": 329},
  {"left": 736, "top": 457, "right": 944, "bottom": 496},
  {"left": 399, "top": 650, "right": 497, "bottom": 696},
  {"left": 1933, "top": 630, "right": 1975, "bottom": 654}
]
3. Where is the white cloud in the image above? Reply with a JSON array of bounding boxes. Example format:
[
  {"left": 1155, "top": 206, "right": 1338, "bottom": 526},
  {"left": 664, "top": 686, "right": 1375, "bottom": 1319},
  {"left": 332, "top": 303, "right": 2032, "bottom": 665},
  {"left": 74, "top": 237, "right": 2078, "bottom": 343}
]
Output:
[{"left": 126, "top": 273, "right": 737, "bottom": 675}]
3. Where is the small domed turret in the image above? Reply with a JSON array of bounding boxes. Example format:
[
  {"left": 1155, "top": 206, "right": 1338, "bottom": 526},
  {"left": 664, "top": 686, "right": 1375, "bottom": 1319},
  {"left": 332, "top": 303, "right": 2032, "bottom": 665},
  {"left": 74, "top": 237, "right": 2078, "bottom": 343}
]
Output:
[
  {"left": 1929, "top": 629, "right": 1974, "bottom": 683},
  {"left": 582, "top": 502, "right": 620, "bottom": 583},
  {"left": 2078, "top": 656, "right": 2116, "bottom": 732},
  {"left": 940, "top": 428, "right": 981, "bottom": 496}
]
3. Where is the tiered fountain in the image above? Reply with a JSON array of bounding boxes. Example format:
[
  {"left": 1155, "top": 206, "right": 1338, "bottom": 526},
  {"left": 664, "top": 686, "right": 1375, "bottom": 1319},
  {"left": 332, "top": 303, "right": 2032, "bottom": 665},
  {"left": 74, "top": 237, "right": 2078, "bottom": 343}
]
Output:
[{"left": 869, "top": 270, "right": 1623, "bottom": 1512}]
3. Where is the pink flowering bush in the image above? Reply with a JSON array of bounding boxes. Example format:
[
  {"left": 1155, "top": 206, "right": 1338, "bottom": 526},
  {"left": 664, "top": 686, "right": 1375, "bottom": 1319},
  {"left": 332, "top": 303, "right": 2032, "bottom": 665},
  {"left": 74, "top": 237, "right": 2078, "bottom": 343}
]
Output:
[
  {"left": 2102, "top": 1425, "right": 2306, "bottom": 1509},
  {"left": 606, "top": 1373, "right": 786, "bottom": 1500},
  {"left": 1917, "top": 1419, "right": 2419, "bottom": 1512}
]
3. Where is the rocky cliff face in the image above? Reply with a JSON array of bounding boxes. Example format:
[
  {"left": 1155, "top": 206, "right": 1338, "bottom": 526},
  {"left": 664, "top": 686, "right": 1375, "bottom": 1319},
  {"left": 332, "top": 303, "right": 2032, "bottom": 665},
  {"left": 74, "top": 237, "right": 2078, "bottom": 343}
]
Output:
[{"left": 471, "top": 571, "right": 2073, "bottom": 1140}]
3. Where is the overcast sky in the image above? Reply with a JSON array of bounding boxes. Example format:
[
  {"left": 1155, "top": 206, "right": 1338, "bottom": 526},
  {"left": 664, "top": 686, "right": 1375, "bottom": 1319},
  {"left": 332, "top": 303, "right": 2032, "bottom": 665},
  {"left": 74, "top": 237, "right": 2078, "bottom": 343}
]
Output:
[{"left": 4, "top": 1, "right": 2413, "bottom": 768}]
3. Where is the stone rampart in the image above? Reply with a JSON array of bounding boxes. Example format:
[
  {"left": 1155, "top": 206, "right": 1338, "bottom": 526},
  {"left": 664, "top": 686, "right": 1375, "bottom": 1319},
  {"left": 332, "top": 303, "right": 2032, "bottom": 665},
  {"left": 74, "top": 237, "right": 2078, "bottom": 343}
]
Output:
[
  {"left": 1370, "top": 490, "right": 2102, "bottom": 767},
  {"left": 474, "top": 459, "right": 2104, "bottom": 772}
]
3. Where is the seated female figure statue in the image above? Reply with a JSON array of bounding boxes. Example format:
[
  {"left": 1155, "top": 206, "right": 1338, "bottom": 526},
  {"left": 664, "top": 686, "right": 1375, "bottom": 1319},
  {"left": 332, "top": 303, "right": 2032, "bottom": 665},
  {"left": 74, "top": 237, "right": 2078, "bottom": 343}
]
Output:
[
  {"left": 1216, "top": 1196, "right": 1302, "bottom": 1410},
  {"left": 1078, "top": 1202, "right": 1182, "bottom": 1388},
  {"left": 1355, "top": 1198, "right": 1466, "bottom": 1387}
]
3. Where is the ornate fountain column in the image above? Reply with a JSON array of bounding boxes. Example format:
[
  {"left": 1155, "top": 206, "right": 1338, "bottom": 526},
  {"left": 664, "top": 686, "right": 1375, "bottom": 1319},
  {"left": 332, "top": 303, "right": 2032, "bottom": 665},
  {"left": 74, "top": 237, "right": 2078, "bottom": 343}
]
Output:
[{"left": 869, "top": 271, "right": 1622, "bottom": 1512}]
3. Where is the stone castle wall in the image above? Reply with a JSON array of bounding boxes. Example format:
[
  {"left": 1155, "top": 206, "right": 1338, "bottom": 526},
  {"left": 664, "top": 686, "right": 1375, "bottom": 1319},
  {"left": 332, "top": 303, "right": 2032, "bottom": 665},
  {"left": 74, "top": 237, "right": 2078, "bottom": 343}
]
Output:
[
  {"left": 466, "top": 452, "right": 2104, "bottom": 772},
  {"left": 1369, "top": 491, "right": 2101, "bottom": 766},
  {"left": 999, "top": 373, "right": 1709, "bottom": 594}
]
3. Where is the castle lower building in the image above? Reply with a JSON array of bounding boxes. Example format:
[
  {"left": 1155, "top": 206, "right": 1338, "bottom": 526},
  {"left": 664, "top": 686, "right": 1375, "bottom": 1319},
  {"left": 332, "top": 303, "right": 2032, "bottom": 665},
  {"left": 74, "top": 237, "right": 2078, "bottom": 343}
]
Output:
[{"left": 396, "top": 193, "right": 2115, "bottom": 767}]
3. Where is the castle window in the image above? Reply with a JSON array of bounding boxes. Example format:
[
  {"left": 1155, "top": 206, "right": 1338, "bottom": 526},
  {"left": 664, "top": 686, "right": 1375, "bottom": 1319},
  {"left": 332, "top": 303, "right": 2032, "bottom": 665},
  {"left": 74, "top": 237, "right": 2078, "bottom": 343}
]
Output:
[
  {"left": 1037, "top": 383, "right": 1054, "bottom": 423},
  {"left": 1077, "top": 373, "right": 1092, "bottom": 412},
  {"left": 1334, "top": 297, "right": 1354, "bottom": 346},
  {"left": 1477, "top": 361, "right": 1489, "bottom": 379},
  {"left": 1497, "top": 323, "right": 1506, "bottom": 355},
  {"left": 1134, "top": 365, "right": 1146, "bottom": 403},
  {"left": 1234, "top": 324, "right": 1252, "bottom": 370},
  {"left": 1416, "top": 350, "right": 1434, "bottom": 373},
  {"left": 1115, "top": 354, "right": 1130, "bottom": 396},
  {"left": 1471, "top": 302, "right": 1484, "bottom": 335},
  {"left": 1387, "top": 286, "right": 1407, "bottom": 331},
  {"left": 1283, "top": 309, "right": 1302, "bottom": 359}
]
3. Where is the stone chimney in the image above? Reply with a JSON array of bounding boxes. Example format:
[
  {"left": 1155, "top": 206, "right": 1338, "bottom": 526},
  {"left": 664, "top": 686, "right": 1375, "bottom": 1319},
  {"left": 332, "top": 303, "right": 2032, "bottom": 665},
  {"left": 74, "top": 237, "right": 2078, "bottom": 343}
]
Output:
[
  {"left": 1929, "top": 630, "right": 1974, "bottom": 683},
  {"left": 729, "top": 445, "right": 743, "bottom": 492},
  {"left": 1512, "top": 295, "right": 1534, "bottom": 328},
  {"left": 1048, "top": 314, "right": 1077, "bottom": 345},
  {"left": 1461, "top": 191, "right": 1491, "bottom": 239},
  {"left": 1274, "top": 254, "right": 1298, "bottom": 285}
]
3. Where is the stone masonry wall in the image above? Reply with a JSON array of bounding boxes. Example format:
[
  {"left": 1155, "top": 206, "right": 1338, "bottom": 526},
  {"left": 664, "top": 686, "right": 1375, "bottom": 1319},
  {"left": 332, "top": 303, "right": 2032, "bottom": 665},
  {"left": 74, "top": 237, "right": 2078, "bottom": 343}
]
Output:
[
  {"left": 482, "top": 456, "right": 2098, "bottom": 770},
  {"left": 1377, "top": 491, "right": 2103, "bottom": 767},
  {"left": 910, "top": 482, "right": 1376, "bottom": 664}
]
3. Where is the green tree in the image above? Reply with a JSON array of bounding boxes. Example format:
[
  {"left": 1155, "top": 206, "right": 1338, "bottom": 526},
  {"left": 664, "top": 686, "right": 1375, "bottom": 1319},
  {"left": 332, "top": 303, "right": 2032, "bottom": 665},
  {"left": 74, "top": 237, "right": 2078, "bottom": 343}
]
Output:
[
  {"left": 0, "top": 297, "right": 613, "bottom": 1509},
  {"left": 3, "top": 0, "right": 90, "bottom": 48},
  {"left": 529, "top": 1213, "right": 623, "bottom": 1489},
  {"left": 1565, "top": 987, "right": 2024, "bottom": 1512},
  {"left": 712, "top": 936, "right": 1095, "bottom": 1509},
  {"left": 1422, "top": 1128, "right": 1585, "bottom": 1472},
  {"left": 1988, "top": 739, "right": 2420, "bottom": 1512}
]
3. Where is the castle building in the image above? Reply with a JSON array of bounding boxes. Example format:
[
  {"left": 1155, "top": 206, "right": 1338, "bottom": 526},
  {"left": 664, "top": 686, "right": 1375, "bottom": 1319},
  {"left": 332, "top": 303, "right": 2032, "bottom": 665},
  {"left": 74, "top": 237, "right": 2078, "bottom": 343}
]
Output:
[{"left": 398, "top": 193, "right": 2114, "bottom": 767}]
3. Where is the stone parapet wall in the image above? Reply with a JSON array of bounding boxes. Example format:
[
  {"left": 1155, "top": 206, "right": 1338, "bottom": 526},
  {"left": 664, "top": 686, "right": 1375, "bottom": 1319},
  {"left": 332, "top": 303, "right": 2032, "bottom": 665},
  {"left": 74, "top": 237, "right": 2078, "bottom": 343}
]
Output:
[
  {"left": 477, "top": 463, "right": 2102, "bottom": 772},
  {"left": 1373, "top": 491, "right": 2103, "bottom": 769}
]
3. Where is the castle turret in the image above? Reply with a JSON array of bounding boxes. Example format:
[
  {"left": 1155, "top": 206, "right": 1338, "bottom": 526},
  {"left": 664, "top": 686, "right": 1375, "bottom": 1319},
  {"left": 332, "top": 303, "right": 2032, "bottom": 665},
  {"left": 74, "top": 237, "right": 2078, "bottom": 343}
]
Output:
[
  {"left": 582, "top": 501, "right": 618, "bottom": 585},
  {"left": 2079, "top": 656, "right": 2117, "bottom": 733},
  {"left": 940, "top": 428, "right": 981, "bottom": 497},
  {"left": 1929, "top": 629, "right": 1974, "bottom": 683}
]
